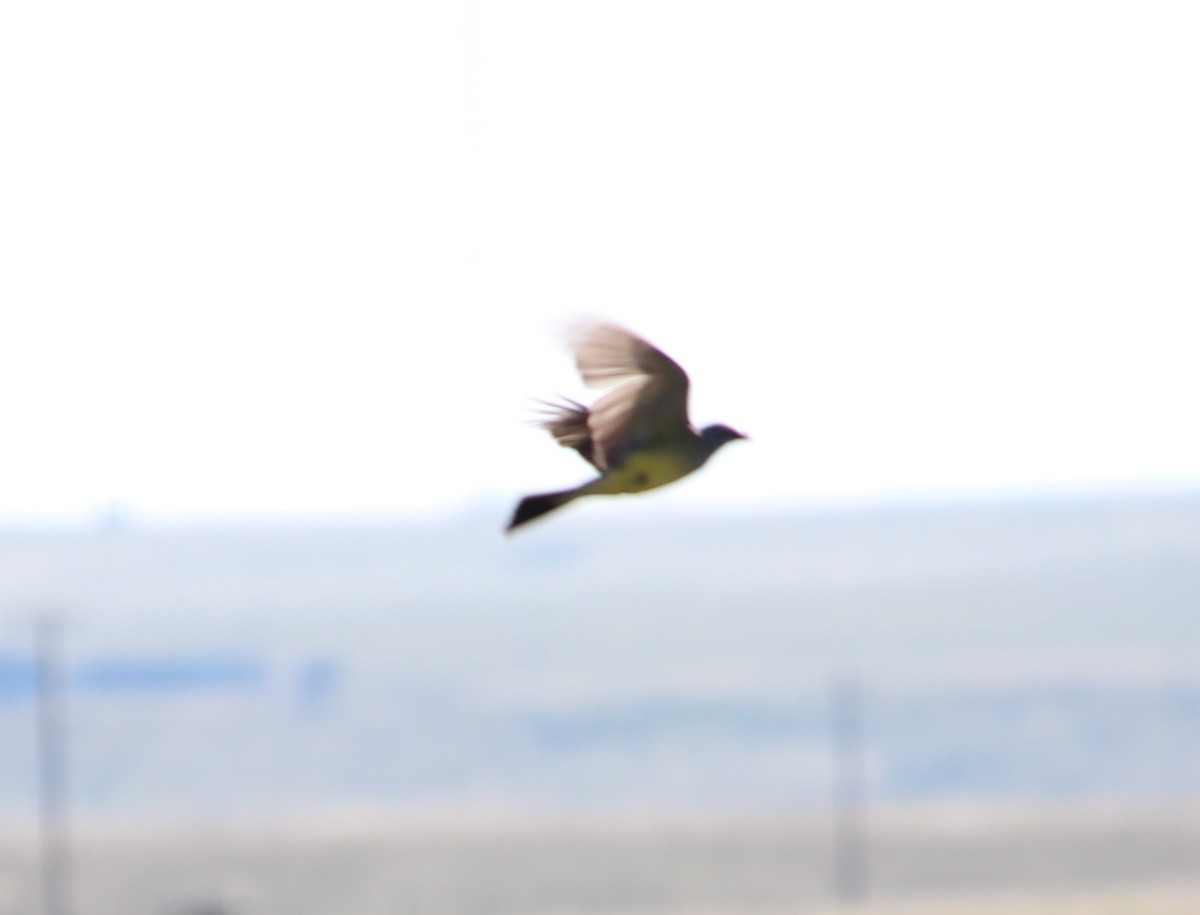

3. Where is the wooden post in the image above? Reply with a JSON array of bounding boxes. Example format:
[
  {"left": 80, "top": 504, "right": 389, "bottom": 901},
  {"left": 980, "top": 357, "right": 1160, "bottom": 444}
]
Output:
[
  {"left": 830, "top": 673, "right": 868, "bottom": 905},
  {"left": 36, "top": 614, "right": 71, "bottom": 915}
]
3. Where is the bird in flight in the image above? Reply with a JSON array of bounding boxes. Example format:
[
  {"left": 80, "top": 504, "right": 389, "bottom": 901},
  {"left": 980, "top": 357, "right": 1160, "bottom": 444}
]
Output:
[{"left": 507, "top": 320, "right": 746, "bottom": 533}]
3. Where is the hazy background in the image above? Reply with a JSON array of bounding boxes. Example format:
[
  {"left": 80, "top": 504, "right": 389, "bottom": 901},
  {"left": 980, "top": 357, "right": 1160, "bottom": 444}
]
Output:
[
  {"left": 1, "top": 0, "right": 1197, "bottom": 522},
  {"left": 1, "top": 0, "right": 1198, "bottom": 912},
  {"left": 2, "top": 496, "right": 1199, "bottom": 819}
]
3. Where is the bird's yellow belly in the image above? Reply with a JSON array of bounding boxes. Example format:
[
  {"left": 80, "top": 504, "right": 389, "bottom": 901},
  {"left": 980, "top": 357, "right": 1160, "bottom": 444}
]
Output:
[{"left": 588, "top": 449, "right": 699, "bottom": 495}]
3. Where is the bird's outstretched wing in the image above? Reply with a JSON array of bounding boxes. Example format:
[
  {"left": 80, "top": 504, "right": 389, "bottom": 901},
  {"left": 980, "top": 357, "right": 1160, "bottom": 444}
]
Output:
[
  {"left": 566, "top": 320, "right": 692, "bottom": 469},
  {"left": 530, "top": 397, "right": 599, "bottom": 469}
]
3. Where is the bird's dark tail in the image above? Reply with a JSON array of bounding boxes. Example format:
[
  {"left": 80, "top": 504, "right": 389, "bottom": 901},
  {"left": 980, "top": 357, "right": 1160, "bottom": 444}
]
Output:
[{"left": 506, "top": 488, "right": 580, "bottom": 533}]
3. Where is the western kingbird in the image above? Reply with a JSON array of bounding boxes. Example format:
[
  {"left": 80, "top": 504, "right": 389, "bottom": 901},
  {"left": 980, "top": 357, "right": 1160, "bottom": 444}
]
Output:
[{"left": 507, "top": 320, "right": 746, "bottom": 532}]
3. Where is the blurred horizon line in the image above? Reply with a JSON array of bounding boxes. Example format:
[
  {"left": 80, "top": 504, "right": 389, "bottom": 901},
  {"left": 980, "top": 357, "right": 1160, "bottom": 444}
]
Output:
[{"left": 2, "top": 476, "right": 1199, "bottom": 535}]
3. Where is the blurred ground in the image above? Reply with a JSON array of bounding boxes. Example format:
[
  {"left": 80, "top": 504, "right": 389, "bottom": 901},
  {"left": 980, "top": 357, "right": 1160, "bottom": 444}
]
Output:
[
  {"left": 3, "top": 498, "right": 1198, "bottom": 913},
  {"left": 1, "top": 804, "right": 1197, "bottom": 915}
]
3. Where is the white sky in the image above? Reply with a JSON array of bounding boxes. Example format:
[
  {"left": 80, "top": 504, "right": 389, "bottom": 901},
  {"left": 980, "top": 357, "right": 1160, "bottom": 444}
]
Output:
[{"left": 1, "top": 0, "right": 1197, "bottom": 524}]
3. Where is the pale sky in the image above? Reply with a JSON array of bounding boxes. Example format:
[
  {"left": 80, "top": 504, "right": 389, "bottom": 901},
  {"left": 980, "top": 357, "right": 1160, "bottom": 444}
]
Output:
[{"left": 1, "top": 0, "right": 1197, "bottom": 524}]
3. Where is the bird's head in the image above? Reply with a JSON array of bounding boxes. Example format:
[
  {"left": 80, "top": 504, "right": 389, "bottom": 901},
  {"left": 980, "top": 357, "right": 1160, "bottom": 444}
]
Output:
[{"left": 699, "top": 423, "right": 749, "bottom": 454}]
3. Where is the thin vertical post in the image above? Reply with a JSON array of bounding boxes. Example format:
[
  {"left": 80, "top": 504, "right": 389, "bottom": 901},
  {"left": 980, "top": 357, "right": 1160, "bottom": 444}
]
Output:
[
  {"left": 830, "top": 673, "right": 868, "bottom": 905},
  {"left": 36, "top": 614, "right": 71, "bottom": 915}
]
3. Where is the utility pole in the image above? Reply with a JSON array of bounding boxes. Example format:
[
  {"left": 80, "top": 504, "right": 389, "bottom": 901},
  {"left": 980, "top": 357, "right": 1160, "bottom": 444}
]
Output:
[
  {"left": 36, "top": 613, "right": 71, "bottom": 915},
  {"left": 830, "top": 673, "right": 868, "bottom": 905}
]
